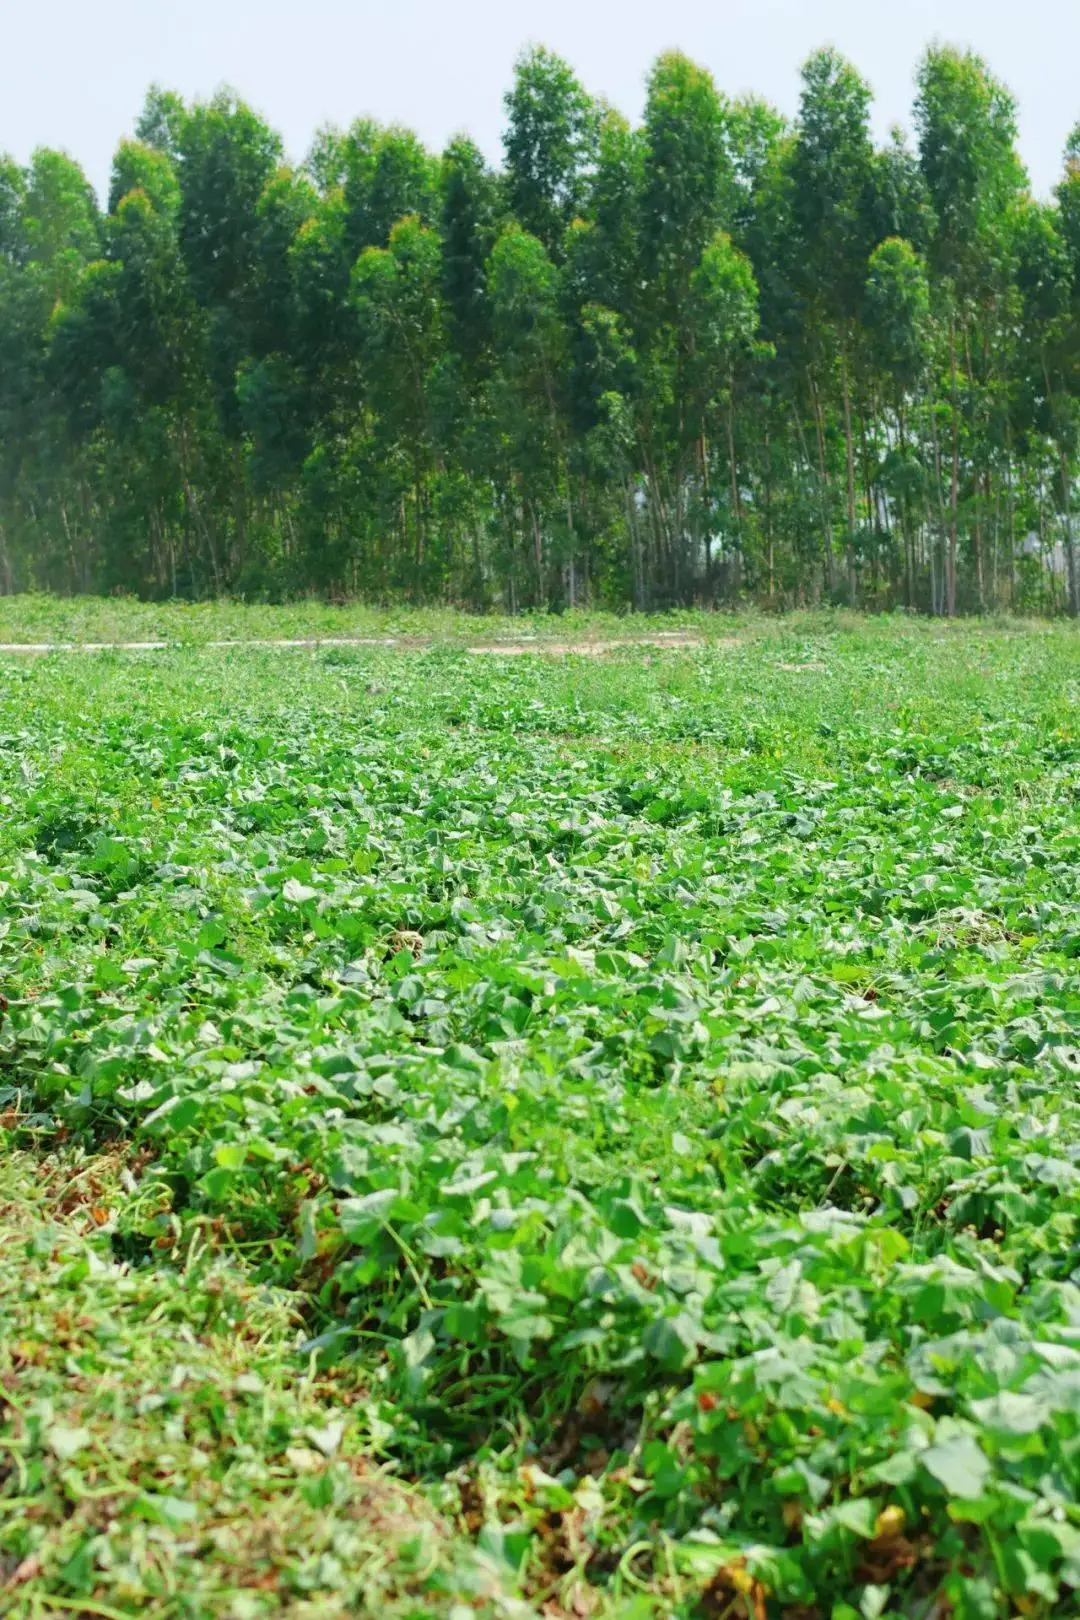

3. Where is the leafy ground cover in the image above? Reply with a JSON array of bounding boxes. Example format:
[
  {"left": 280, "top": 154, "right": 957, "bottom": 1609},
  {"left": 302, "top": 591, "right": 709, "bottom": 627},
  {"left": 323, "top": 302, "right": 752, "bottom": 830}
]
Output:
[
  {"left": 2, "top": 610, "right": 1080, "bottom": 1618},
  {"left": 0, "top": 595, "right": 727, "bottom": 649},
  {"left": 0, "top": 1149, "right": 515, "bottom": 1619}
]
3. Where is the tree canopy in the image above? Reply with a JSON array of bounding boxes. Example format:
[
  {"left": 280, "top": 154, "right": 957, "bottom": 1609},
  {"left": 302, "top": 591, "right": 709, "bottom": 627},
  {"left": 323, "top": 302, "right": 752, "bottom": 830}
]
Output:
[{"left": 1, "top": 43, "right": 1079, "bottom": 614}]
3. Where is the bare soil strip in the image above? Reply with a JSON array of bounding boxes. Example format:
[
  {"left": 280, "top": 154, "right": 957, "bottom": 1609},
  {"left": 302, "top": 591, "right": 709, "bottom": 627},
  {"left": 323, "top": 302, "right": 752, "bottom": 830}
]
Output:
[{"left": 0, "top": 632, "right": 708, "bottom": 656}]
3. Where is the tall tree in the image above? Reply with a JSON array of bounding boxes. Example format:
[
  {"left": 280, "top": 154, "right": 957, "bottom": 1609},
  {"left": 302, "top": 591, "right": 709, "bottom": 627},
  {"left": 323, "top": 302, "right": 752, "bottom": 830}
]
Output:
[
  {"left": 2, "top": 45, "right": 1079, "bottom": 616},
  {"left": 503, "top": 47, "right": 597, "bottom": 261},
  {"left": 915, "top": 46, "right": 1026, "bottom": 612},
  {"left": 352, "top": 214, "right": 445, "bottom": 590},
  {"left": 439, "top": 136, "right": 500, "bottom": 371},
  {"left": 790, "top": 48, "right": 877, "bottom": 596}
]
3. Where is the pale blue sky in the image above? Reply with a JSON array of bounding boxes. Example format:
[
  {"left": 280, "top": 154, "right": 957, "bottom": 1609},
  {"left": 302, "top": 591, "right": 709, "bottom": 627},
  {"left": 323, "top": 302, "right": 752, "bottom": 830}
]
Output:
[{"left": 3, "top": 0, "right": 1078, "bottom": 199}]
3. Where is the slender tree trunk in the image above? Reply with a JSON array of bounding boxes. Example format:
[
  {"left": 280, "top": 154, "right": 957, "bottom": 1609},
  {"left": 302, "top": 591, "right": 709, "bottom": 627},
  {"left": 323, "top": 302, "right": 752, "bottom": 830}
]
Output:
[
  {"left": 929, "top": 401, "right": 951, "bottom": 619},
  {"left": 699, "top": 433, "right": 712, "bottom": 599},
  {"left": 1010, "top": 460, "right": 1018, "bottom": 608},
  {"left": 564, "top": 471, "right": 577, "bottom": 610},
  {"left": 1061, "top": 450, "right": 1079, "bottom": 618},
  {"left": 947, "top": 313, "right": 960, "bottom": 617},
  {"left": 59, "top": 503, "right": 77, "bottom": 594},
  {"left": 763, "top": 426, "right": 775, "bottom": 603},
  {"left": 965, "top": 324, "right": 984, "bottom": 614},
  {"left": 531, "top": 501, "right": 543, "bottom": 606},
  {"left": 990, "top": 474, "right": 1000, "bottom": 613},
  {"left": 725, "top": 385, "right": 743, "bottom": 604},
  {"left": 626, "top": 479, "right": 644, "bottom": 612},
  {"left": 176, "top": 423, "right": 220, "bottom": 596},
  {"left": 841, "top": 361, "right": 858, "bottom": 604},
  {"left": 471, "top": 524, "right": 483, "bottom": 610},
  {"left": 1037, "top": 469, "right": 1052, "bottom": 614},
  {"left": 898, "top": 404, "right": 914, "bottom": 609},
  {"left": 414, "top": 470, "right": 426, "bottom": 596},
  {"left": 808, "top": 374, "right": 837, "bottom": 597},
  {"left": 0, "top": 521, "right": 15, "bottom": 595}
]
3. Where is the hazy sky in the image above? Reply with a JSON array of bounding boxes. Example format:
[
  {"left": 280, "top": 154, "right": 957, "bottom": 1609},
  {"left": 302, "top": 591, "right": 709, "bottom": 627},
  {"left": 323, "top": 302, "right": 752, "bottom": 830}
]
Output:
[{"left": 3, "top": 0, "right": 1078, "bottom": 200}]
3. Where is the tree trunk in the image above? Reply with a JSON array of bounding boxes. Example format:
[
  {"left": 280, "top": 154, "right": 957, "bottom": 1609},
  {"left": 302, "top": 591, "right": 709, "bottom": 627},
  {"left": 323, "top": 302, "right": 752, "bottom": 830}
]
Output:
[
  {"left": 928, "top": 399, "right": 950, "bottom": 618},
  {"left": 531, "top": 502, "right": 544, "bottom": 606},
  {"left": 840, "top": 361, "right": 857, "bottom": 604},
  {"left": 898, "top": 405, "right": 914, "bottom": 609},
  {"left": 808, "top": 374, "right": 837, "bottom": 597},
  {"left": 0, "top": 522, "right": 14, "bottom": 595},
  {"left": 1061, "top": 451, "right": 1079, "bottom": 618},
  {"left": 947, "top": 314, "right": 960, "bottom": 617},
  {"left": 725, "top": 386, "right": 743, "bottom": 604}
]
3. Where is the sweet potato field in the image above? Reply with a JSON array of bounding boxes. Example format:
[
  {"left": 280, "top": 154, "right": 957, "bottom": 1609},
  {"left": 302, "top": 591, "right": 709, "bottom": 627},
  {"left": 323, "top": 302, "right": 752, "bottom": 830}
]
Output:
[{"left": 3, "top": 611, "right": 1080, "bottom": 1619}]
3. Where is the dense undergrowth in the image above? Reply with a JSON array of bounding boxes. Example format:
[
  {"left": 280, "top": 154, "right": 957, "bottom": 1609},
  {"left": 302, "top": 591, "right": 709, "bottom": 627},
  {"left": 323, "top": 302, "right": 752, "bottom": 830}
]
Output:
[
  {"left": 3, "top": 610, "right": 1080, "bottom": 1617},
  {"left": 0, "top": 594, "right": 728, "bottom": 647}
]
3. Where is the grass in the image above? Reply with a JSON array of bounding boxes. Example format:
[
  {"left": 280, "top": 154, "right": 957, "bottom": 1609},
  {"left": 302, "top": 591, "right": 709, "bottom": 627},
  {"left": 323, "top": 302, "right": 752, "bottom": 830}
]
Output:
[
  {"left": 2, "top": 606, "right": 1080, "bottom": 1617},
  {"left": 0, "top": 1150, "right": 512, "bottom": 1620},
  {"left": 0, "top": 594, "right": 736, "bottom": 647}
]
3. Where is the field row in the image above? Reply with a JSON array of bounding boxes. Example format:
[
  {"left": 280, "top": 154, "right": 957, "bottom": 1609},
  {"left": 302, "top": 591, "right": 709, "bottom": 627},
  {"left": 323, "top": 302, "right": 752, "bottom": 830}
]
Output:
[{"left": 2, "top": 618, "right": 1080, "bottom": 1616}]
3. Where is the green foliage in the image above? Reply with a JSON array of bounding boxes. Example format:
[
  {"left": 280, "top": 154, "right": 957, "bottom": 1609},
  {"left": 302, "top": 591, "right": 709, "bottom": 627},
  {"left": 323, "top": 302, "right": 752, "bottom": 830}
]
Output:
[
  {"left": 175, "top": 91, "right": 282, "bottom": 310},
  {"left": 689, "top": 232, "right": 759, "bottom": 364},
  {"left": 3, "top": 612, "right": 1080, "bottom": 1615},
  {"left": 439, "top": 136, "right": 500, "bottom": 369},
  {"left": 0, "top": 1150, "right": 506, "bottom": 1618},
  {"left": 864, "top": 237, "right": 932, "bottom": 395},
  {"left": 108, "top": 139, "right": 182, "bottom": 217},
  {"left": 20, "top": 148, "right": 100, "bottom": 301},
  {"left": 2, "top": 44, "right": 1080, "bottom": 615},
  {"left": 791, "top": 47, "right": 876, "bottom": 321},
  {"left": 915, "top": 46, "right": 1026, "bottom": 291},
  {"left": 503, "top": 46, "right": 597, "bottom": 260},
  {"left": 0, "top": 156, "right": 28, "bottom": 264},
  {"left": 640, "top": 52, "right": 735, "bottom": 319},
  {"left": 344, "top": 122, "right": 438, "bottom": 256}
]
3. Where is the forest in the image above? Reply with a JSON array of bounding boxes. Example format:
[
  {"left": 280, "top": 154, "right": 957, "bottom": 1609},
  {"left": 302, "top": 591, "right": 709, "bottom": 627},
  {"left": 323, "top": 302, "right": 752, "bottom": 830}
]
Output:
[{"left": 1, "top": 43, "right": 1079, "bottom": 615}]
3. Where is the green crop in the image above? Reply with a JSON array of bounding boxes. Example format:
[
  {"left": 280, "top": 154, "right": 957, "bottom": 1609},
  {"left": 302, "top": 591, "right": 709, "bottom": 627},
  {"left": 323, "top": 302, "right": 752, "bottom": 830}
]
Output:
[{"left": 3, "top": 609, "right": 1080, "bottom": 1618}]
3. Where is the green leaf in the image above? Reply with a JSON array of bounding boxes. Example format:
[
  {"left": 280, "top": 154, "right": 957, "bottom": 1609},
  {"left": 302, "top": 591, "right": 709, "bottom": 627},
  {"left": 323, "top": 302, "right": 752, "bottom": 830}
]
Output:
[
  {"left": 920, "top": 1434, "right": 991, "bottom": 1498},
  {"left": 820, "top": 1497, "right": 879, "bottom": 1539},
  {"left": 339, "top": 1188, "right": 399, "bottom": 1237},
  {"left": 47, "top": 1424, "right": 91, "bottom": 1461},
  {"left": 305, "top": 1419, "right": 344, "bottom": 1457},
  {"left": 214, "top": 1142, "right": 247, "bottom": 1170},
  {"left": 282, "top": 878, "right": 317, "bottom": 904}
]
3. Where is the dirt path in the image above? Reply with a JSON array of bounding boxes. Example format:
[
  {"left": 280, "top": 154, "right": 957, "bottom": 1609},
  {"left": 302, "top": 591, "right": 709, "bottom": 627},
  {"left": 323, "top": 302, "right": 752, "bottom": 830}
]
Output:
[{"left": 0, "top": 632, "right": 709, "bottom": 656}]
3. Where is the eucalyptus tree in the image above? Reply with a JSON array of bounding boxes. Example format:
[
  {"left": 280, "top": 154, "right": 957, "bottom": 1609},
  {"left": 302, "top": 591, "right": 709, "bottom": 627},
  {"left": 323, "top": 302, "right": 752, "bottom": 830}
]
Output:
[
  {"left": 486, "top": 223, "right": 569, "bottom": 604},
  {"left": 863, "top": 237, "right": 933, "bottom": 602},
  {"left": 0, "top": 149, "right": 101, "bottom": 590},
  {"left": 135, "top": 86, "right": 186, "bottom": 161},
  {"left": 1010, "top": 196, "right": 1078, "bottom": 612},
  {"left": 50, "top": 167, "right": 215, "bottom": 592},
  {"left": 503, "top": 46, "right": 597, "bottom": 262},
  {"left": 344, "top": 122, "right": 437, "bottom": 256},
  {"left": 108, "top": 140, "right": 181, "bottom": 217},
  {"left": 686, "top": 231, "right": 760, "bottom": 592},
  {"left": 352, "top": 214, "right": 445, "bottom": 590},
  {"left": 167, "top": 91, "right": 286, "bottom": 578},
  {"left": 3, "top": 42, "right": 1080, "bottom": 612},
  {"left": 1055, "top": 129, "right": 1080, "bottom": 608},
  {"left": 439, "top": 136, "right": 501, "bottom": 374},
  {"left": 22, "top": 148, "right": 101, "bottom": 297},
  {"left": 557, "top": 110, "right": 644, "bottom": 597},
  {"left": 233, "top": 165, "right": 318, "bottom": 564},
  {"left": 789, "top": 48, "right": 878, "bottom": 598},
  {"left": 175, "top": 92, "right": 282, "bottom": 311},
  {"left": 915, "top": 46, "right": 1026, "bottom": 612},
  {"left": 638, "top": 51, "right": 736, "bottom": 598}
]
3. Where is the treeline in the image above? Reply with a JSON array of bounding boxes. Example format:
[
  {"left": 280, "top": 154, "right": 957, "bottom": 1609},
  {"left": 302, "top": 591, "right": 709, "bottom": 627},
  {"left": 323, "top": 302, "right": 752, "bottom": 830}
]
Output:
[{"left": 2, "top": 45, "right": 1080, "bottom": 612}]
